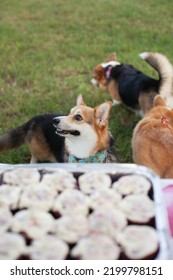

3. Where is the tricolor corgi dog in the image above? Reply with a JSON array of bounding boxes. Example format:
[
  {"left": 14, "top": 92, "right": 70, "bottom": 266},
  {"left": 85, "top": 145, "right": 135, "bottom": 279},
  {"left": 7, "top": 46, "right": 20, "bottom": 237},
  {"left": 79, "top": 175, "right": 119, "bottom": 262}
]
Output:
[
  {"left": 0, "top": 95, "right": 116, "bottom": 163},
  {"left": 91, "top": 52, "right": 173, "bottom": 115},
  {"left": 132, "top": 95, "right": 173, "bottom": 178},
  {"left": 53, "top": 94, "right": 116, "bottom": 163}
]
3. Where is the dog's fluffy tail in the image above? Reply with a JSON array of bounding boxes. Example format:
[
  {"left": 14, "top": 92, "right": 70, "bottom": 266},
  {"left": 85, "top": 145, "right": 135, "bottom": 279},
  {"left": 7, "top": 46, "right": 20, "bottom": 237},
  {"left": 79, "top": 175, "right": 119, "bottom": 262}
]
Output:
[
  {"left": 0, "top": 125, "right": 27, "bottom": 152},
  {"left": 139, "top": 52, "right": 173, "bottom": 101}
]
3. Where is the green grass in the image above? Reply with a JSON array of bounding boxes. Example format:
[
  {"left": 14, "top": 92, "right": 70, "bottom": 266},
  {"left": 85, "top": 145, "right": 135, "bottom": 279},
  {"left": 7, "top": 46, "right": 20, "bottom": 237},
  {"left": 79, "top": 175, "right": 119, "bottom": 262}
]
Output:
[{"left": 0, "top": 0, "right": 173, "bottom": 163}]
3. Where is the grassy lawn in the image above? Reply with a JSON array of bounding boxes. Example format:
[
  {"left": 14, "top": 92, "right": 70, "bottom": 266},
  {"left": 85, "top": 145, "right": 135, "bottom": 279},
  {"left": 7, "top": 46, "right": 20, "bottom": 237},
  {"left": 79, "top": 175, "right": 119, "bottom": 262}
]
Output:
[{"left": 0, "top": 0, "right": 173, "bottom": 164}]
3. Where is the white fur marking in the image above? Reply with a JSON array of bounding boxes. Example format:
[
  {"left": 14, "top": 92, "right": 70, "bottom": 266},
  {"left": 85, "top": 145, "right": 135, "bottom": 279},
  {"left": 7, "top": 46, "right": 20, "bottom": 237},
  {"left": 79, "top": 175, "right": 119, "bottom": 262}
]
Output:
[
  {"left": 140, "top": 52, "right": 173, "bottom": 101},
  {"left": 101, "top": 61, "right": 120, "bottom": 68},
  {"left": 55, "top": 116, "right": 67, "bottom": 120},
  {"left": 55, "top": 116, "right": 98, "bottom": 158},
  {"left": 112, "top": 99, "right": 121, "bottom": 105},
  {"left": 91, "top": 78, "right": 98, "bottom": 86},
  {"left": 65, "top": 123, "right": 98, "bottom": 158},
  {"left": 139, "top": 52, "right": 149, "bottom": 60}
]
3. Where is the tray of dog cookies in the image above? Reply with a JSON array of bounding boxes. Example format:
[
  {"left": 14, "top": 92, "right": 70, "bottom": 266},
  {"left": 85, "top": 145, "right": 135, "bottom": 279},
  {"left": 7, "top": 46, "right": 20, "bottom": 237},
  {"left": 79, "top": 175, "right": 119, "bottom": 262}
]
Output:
[{"left": 0, "top": 163, "right": 172, "bottom": 260}]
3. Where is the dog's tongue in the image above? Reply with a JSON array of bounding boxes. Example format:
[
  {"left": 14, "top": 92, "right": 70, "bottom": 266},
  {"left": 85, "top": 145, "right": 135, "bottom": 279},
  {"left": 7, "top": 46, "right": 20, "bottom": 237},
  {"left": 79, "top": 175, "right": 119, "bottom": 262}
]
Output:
[{"left": 163, "top": 185, "right": 173, "bottom": 236}]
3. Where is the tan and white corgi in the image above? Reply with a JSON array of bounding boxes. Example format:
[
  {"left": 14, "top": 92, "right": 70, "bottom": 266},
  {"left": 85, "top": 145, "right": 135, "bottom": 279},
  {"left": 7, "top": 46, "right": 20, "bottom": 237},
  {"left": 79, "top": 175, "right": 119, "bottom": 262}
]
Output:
[
  {"left": 53, "top": 94, "right": 116, "bottom": 163},
  {"left": 0, "top": 95, "right": 116, "bottom": 163}
]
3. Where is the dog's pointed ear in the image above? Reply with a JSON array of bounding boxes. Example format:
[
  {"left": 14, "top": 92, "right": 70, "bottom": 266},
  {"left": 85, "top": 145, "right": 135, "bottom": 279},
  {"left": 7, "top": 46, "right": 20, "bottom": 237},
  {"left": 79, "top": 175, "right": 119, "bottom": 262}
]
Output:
[
  {"left": 105, "top": 53, "right": 117, "bottom": 62},
  {"left": 94, "top": 101, "right": 112, "bottom": 126},
  {"left": 76, "top": 94, "right": 86, "bottom": 106},
  {"left": 153, "top": 95, "right": 166, "bottom": 107}
]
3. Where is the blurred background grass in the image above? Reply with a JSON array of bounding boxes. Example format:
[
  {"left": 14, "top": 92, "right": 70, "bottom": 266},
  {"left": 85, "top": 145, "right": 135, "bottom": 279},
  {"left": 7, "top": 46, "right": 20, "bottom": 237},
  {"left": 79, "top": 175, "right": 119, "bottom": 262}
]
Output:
[{"left": 0, "top": 0, "right": 173, "bottom": 163}]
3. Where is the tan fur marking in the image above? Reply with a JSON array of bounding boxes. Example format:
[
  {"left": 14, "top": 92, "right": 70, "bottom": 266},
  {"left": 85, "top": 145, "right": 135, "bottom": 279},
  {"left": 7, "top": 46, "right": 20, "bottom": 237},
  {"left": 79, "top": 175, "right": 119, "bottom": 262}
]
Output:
[
  {"left": 107, "top": 80, "right": 121, "bottom": 102},
  {"left": 93, "top": 65, "right": 107, "bottom": 90},
  {"left": 70, "top": 106, "right": 94, "bottom": 124},
  {"left": 28, "top": 135, "right": 55, "bottom": 162},
  {"left": 94, "top": 125, "right": 110, "bottom": 153},
  {"left": 105, "top": 53, "right": 117, "bottom": 62},
  {"left": 138, "top": 91, "right": 157, "bottom": 114},
  {"left": 92, "top": 102, "right": 112, "bottom": 153},
  {"left": 153, "top": 95, "right": 167, "bottom": 107},
  {"left": 132, "top": 97, "right": 173, "bottom": 178}
]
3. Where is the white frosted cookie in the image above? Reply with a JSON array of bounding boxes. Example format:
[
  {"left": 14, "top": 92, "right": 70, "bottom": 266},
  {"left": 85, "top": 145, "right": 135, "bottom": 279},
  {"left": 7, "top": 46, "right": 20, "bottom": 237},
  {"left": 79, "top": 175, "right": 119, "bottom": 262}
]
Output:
[
  {"left": 0, "top": 207, "right": 13, "bottom": 233},
  {"left": 117, "top": 225, "right": 159, "bottom": 259},
  {"left": 71, "top": 233, "right": 120, "bottom": 260},
  {"left": 89, "top": 189, "right": 122, "bottom": 210},
  {"left": 0, "top": 185, "right": 21, "bottom": 209},
  {"left": 0, "top": 232, "right": 26, "bottom": 260},
  {"left": 89, "top": 208, "right": 127, "bottom": 241},
  {"left": 19, "top": 184, "right": 56, "bottom": 211},
  {"left": 3, "top": 168, "right": 40, "bottom": 187},
  {"left": 119, "top": 194, "right": 155, "bottom": 223},
  {"left": 28, "top": 235, "right": 69, "bottom": 260},
  {"left": 78, "top": 171, "right": 112, "bottom": 194},
  {"left": 41, "top": 171, "right": 76, "bottom": 192},
  {"left": 54, "top": 215, "right": 89, "bottom": 243},
  {"left": 11, "top": 209, "right": 54, "bottom": 239},
  {"left": 53, "top": 189, "right": 89, "bottom": 216},
  {"left": 112, "top": 175, "right": 151, "bottom": 196}
]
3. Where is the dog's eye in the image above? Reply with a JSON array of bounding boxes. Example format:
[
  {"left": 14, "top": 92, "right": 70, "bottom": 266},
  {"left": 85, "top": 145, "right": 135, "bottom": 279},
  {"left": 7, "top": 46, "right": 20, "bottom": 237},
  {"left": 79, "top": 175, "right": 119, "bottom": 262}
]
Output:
[{"left": 74, "top": 114, "right": 83, "bottom": 121}]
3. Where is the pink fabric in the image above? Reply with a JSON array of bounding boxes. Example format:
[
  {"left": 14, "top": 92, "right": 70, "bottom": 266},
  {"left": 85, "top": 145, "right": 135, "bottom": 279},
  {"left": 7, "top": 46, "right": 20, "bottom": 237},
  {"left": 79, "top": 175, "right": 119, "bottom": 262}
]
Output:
[
  {"left": 163, "top": 185, "right": 173, "bottom": 236},
  {"left": 105, "top": 66, "right": 112, "bottom": 79}
]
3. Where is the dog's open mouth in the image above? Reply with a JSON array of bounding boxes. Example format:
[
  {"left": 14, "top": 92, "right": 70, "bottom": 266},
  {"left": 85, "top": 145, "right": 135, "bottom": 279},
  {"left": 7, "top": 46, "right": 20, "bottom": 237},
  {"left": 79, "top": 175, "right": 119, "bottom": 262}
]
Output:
[{"left": 55, "top": 128, "right": 80, "bottom": 136}]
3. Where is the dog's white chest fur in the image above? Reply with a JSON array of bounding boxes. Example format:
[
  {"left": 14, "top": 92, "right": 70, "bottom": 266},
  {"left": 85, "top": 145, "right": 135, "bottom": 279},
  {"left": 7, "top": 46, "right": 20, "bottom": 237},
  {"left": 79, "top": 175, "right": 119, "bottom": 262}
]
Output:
[{"left": 65, "top": 124, "right": 98, "bottom": 158}]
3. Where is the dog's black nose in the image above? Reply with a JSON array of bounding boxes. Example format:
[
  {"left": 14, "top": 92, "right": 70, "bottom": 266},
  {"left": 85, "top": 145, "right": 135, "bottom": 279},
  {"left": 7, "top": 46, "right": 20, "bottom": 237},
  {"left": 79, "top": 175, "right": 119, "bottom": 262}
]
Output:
[{"left": 53, "top": 117, "right": 60, "bottom": 126}]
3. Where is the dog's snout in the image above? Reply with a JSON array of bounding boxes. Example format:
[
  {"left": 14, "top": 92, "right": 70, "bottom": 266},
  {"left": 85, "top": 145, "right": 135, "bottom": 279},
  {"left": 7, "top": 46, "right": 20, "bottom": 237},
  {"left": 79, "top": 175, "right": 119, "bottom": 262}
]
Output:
[{"left": 53, "top": 117, "right": 60, "bottom": 126}]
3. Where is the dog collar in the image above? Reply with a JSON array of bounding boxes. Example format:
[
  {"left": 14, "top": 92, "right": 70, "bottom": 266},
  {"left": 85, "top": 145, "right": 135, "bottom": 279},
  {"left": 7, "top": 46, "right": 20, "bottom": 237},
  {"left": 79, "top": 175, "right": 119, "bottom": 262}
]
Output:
[
  {"left": 68, "top": 150, "right": 108, "bottom": 163},
  {"left": 105, "top": 66, "right": 113, "bottom": 79},
  {"left": 102, "top": 61, "right": 121, "bottom": 80}
]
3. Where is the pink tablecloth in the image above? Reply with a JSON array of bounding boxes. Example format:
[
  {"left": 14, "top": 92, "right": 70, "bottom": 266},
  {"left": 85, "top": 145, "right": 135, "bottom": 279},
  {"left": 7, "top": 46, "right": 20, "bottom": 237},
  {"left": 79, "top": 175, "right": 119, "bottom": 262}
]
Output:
[
  {"left": 163, "top": 186, "right": 173, "bottom": 236},
  {"left": 161, "top": 180, "right": 173, "bottom": 237}
]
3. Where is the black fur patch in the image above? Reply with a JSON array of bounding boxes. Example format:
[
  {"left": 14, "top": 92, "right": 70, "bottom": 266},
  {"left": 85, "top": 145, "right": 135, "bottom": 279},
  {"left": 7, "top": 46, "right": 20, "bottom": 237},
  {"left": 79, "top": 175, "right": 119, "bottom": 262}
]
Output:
[
  {"left": 108, "top": 64, "right": 159, "bottom": 108},
  {"left": 25, "top": 114, "right": 65, "bottom": 162}
]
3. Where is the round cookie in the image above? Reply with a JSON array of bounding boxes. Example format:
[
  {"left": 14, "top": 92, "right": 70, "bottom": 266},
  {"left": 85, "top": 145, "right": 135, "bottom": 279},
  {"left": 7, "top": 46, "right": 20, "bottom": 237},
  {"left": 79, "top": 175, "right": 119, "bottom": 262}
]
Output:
[
  {"left": 89, "top": 208, "right": 127, "bottom": 241},
  {"left": 71, "top": 233, "right": 120, "bottom": 260},
  {"left": 54, "top": 215, "right": 89, "bottom": 243},
  {"left": 0, "top": 232, "right": 26, "bottom": 260},
  {"left": 53, "top": 189, "right": 89, "bottom": 216},
  {"left": 78, "top": 171, "right": 112, "bottom": 194},
  {"left": 89, "top": 189, "right": 121, "bottom": 210},
  {"left": 117, "top": 225, "right": 159, "bottom": 259},
  {"left": 0, "top": 185, "right": 21, "bottom": 209},
  {"left": 119, "top": 194, "right": 155, "bottom": 224},
  {"left": 19, "top": 184, "right": 56, "bottom": 211},
  {"left": 112, "top": 174, "right": 151, "bottom": 196},
  {"left": 11, "top": 209, "right": 54, "bottom": 239},
  {"left": 3, "top": 168, "right": 40, "bottom": 187},
  {"left": 41, "top": 171, "right": 77, "bottom": 192},
  {"left": 28, "top": 235, "right": 69, "bottom": 260}
]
